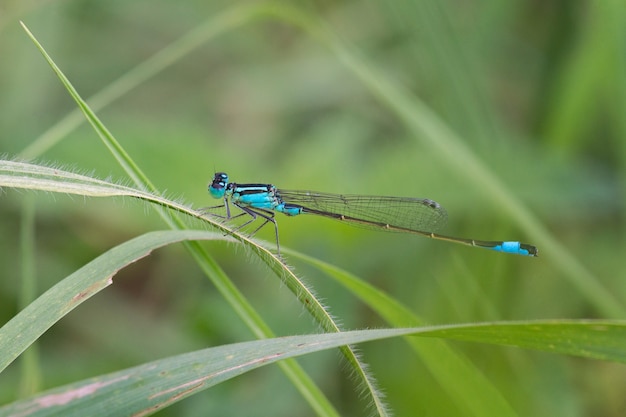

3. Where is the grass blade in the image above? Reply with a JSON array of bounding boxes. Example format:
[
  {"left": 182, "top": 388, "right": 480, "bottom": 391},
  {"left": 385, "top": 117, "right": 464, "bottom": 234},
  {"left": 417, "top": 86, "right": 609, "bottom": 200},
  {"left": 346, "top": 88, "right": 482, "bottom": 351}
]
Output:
[
  {"left": 0, "top": 230, "right": 225, "bottom": 374},
  {"left": 3, "top": 321, "right": 625, "bottom": 416}
]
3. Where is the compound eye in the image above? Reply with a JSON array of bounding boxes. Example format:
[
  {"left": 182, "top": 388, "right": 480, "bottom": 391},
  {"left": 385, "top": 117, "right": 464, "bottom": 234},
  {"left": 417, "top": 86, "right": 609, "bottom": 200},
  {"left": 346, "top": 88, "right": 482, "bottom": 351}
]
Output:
[{"left": 209, "top": 172, "right": 230, "bottom": 198}]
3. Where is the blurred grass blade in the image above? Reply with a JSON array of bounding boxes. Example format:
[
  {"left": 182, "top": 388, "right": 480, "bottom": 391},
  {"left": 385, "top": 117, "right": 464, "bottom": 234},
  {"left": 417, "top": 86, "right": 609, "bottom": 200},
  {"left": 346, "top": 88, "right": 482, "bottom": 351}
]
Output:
[
  {"left": 19, "top": 2, "right": 265, "bottom": 159},
  {"left": 325, "top": 21, "right": 624, "bottom": 317},
  {"left": 18, "top": 195, "right": 41, "bottom": 397},
  {"left": 0, "top": 230, "right": 225, "bottom": 374},
  {"left": 420, "top": 321, "right": 626, "bottom": 361},
  {"left": 2, "top": 321, "right": 626, "bottom": 416},
  {"left": 262, "top": 4, "right": 624, "bottom": 318}
]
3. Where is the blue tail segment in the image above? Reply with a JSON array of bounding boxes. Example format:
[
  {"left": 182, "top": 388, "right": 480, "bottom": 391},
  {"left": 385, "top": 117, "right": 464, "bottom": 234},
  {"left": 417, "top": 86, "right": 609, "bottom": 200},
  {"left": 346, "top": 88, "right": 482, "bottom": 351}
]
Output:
[
  {"left": 208, "top": 172, "right": 538, "bottom": 257},
  {"left": 490, "top": 241, "right": 537, "bottom": 256}
]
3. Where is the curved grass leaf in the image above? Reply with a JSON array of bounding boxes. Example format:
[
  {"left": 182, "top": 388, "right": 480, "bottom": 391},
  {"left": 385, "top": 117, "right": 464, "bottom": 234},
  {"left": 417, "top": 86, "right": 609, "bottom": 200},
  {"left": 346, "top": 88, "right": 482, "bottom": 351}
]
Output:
[
  {"left": 2, "top": 321, "right": 625, "bottom": 416},
  {"left": 0, "top": 230, "right": 226, "bottom": 374},
  {"left": 420, "top": 321, "right": 626, "bottom": 361}
]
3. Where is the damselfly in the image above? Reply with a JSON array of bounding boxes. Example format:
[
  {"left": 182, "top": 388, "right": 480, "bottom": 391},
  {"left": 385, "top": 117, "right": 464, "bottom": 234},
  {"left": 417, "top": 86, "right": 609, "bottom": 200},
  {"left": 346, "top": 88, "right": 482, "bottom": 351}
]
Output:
[{"left": 207, "top": 172, "right": 538, "bottom": 257}]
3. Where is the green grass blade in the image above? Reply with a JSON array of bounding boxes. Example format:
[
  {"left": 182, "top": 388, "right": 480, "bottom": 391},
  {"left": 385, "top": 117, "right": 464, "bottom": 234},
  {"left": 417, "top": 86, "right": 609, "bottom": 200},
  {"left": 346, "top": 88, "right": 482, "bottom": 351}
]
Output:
[
  {"left": 0, "top": 229, "right": 225, "bottom": 374},
  {"left": 420, "top": 321, "right": 626, "bottom": 361},
  {"left": 0, "top": 328, "right": 436, "bottom": 417},
  {"left": 0, "top": 159, "right": 223, "bottom": 224},
  {"left": 2, "top": 321, "right": 625, "bottom": 416}
]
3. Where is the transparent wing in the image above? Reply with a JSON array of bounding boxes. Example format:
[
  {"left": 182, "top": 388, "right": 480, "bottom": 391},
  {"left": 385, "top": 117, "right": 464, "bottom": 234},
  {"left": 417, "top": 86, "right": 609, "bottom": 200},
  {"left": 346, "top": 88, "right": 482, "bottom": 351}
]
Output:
[{"left": 277, "top": 189, "right": 448, "bottom": 233}]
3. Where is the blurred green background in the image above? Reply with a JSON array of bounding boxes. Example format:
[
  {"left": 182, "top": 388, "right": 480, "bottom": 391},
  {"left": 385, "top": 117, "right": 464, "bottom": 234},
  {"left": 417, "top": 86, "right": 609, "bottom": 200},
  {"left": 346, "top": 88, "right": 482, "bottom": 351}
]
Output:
[{"left": 1, "top": 0, "right": 625, "bottom": 415}]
